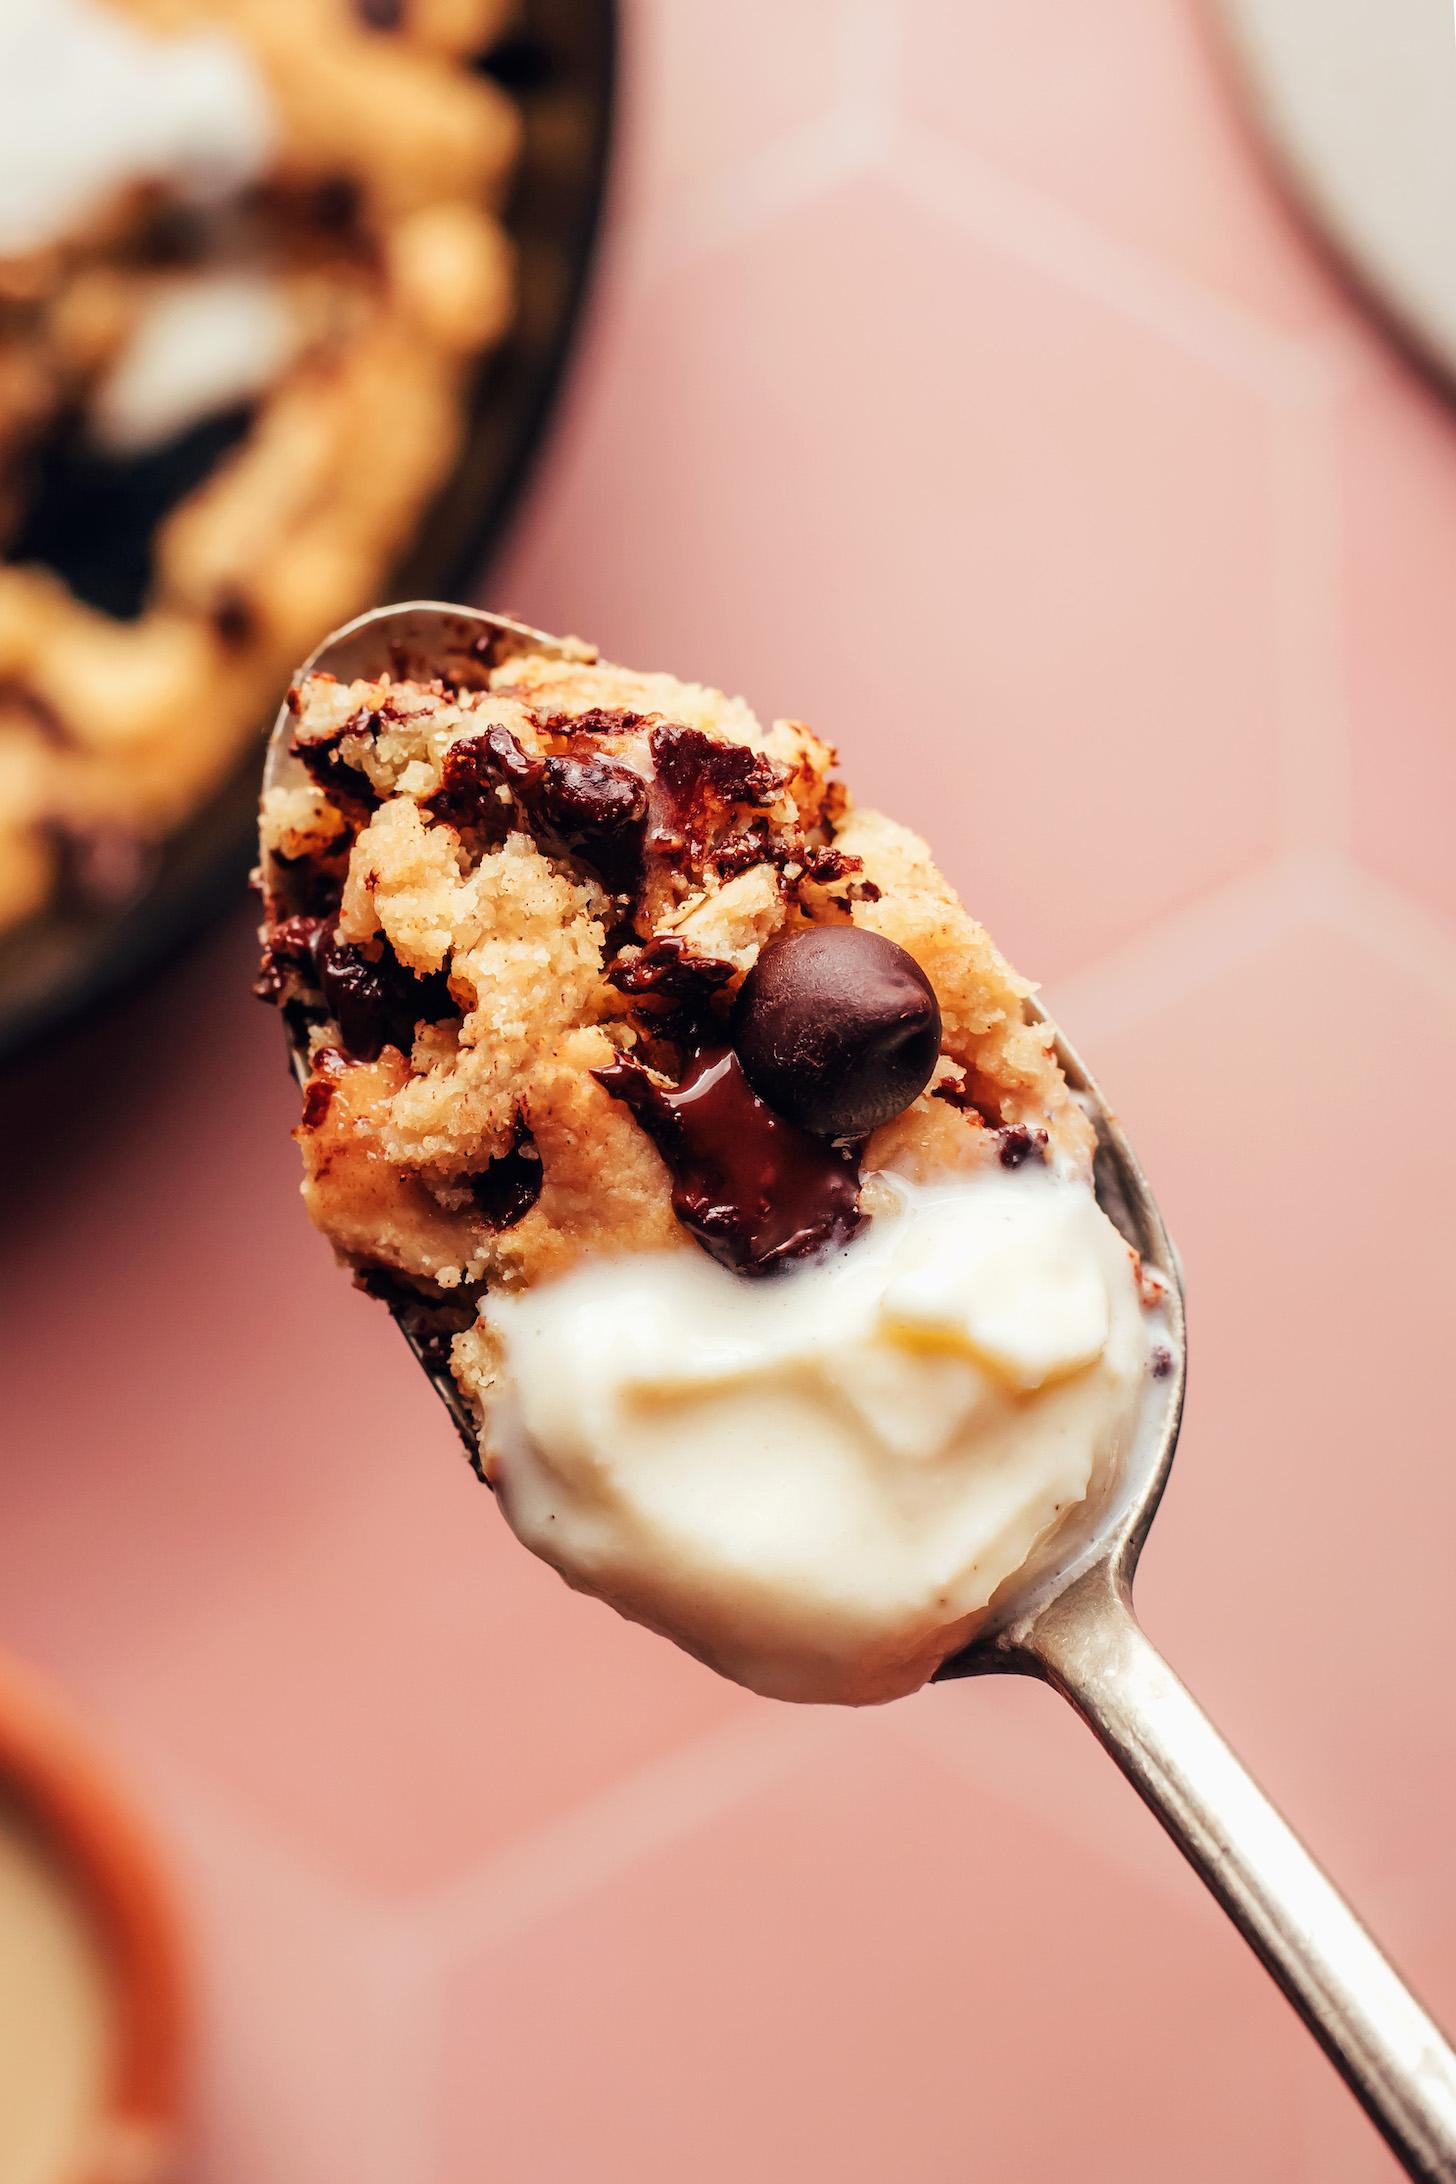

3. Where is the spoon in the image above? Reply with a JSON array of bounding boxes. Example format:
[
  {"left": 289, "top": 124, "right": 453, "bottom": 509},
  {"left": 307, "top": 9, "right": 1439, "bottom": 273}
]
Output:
[{"left": 264, "top": 601, "right": 1456, "bottom": 2180}]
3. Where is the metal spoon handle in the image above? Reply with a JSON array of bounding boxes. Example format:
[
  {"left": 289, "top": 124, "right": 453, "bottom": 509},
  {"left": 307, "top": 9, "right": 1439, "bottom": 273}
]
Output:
[{"left": 1024, "top": 1572, "right": 1456, "bottom": 2182}]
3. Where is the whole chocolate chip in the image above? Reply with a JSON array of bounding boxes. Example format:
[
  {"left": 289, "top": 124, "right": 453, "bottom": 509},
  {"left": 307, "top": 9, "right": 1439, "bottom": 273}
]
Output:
[
  {"left": 732, "top": 926, "right": 942, "bottom": 1140},
  {"left": 541, "top": 752, "right": 649, "bottom": 865}
]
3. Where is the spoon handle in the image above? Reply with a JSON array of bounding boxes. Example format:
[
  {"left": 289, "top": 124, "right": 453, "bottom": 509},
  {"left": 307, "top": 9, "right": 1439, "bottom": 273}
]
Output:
[{"left": 1023, "top": 1570, "right": 1456, "bottom": 2182}]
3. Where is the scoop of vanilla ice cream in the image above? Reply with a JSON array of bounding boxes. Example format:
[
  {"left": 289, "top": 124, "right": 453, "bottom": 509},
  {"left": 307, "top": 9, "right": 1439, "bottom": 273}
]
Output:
[{"left": 484, "top": 1167, "right": 1151, "bottom": 1704}]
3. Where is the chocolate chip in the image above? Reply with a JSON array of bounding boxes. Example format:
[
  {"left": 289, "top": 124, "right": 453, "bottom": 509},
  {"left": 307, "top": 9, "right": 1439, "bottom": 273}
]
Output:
[
  {"left": 732, "top": 926, "right": 942, "bottom": 1140},
  {"left": 647, "top": 724, "right": 783, "bottom": 867},
  {"left": 212, "top": 586, "right": 255, "bottom": 647},
  {"left": 311, "top": 175, "right": 363, "bottom": 233},
  {"left": 608, "top": 935, "right": 736, "bottom": 1047},
  {"left": 468, "top": 1115, "right": 542, "bottom": 1232},
  {"left": 291, "top": 708, "right": 382, "bottom": 813},
  {"left": 540, "top": 707, "right": 652, "bottom": 738},
  {"left": 431, "top": 726, "right": 648, "bottom": 894},
  {"left": 930, "top": 1070, "right": 981, "bottom": 1116},
  {"left": 541, "top": 751, "right": 648, "bottom": 869},
  {"left": 595, "top": 1044, "right": 862, "bottom": 1276},
  {"left": 256, "top": 915, "right": 455, "bottom": 1061},
  {"left": 298, "top": 1046, "right": 347, "bottom": 1131}
]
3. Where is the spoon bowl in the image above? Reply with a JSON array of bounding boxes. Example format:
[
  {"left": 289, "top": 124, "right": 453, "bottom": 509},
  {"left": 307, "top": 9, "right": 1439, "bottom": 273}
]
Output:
[
  {"left": 262, "top": 602, "right": 1456, "bottom": 2183},
  {"left": 935, "top": 1003, "right": 1186, "bottom": 1674},
  {"left": 263, "top": 604, "right": 588, "bottom": 1462}
]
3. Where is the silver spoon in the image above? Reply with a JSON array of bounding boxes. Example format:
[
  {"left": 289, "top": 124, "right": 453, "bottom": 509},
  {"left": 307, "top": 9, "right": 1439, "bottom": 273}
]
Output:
[{"left": 264, "top": 601, "right": 1456, "bottom": 2180}]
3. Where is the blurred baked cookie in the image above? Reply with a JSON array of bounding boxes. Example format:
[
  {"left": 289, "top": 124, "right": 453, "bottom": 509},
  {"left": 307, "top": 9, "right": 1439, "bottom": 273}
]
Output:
[{"left": 0, "top": 0, "right": 519, "bottom": 937}]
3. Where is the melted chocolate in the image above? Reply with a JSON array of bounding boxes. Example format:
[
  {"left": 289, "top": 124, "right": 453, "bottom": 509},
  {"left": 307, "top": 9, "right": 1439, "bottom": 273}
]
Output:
[
  {"left": 211, "top": 586, "right": 256, "bottom": 647},
  {"left": 607, "top": 936, "right": 735, "bottom": 1039},
  {"left": 256, "top": 914, "right": 455, "bottom": 1061},
  {"left": 443, "top": 722, "right": 534, "bottom": 808},
  {"left": 997, "top": 1125, "right": 1049, "bottom": 1169},
  {"left": 432, "top": 725, "right": 648, "bottom": 893},
  {"left": 267, "top": 847, "right": 346, "bottom": 923},
  {"left": 712, "top": 818, "right": 864, "bottom": 893},
  {"left": 712, "top": 819, "right": 777, "bottom": 879},
  {"left": 648, "top": 724, "right": 783, "bottom": 867},
  {"left": 429, "top": 715, "right": 797, "bottom": 914},
  {"left": 291, "top": 706, "right": 382, "bottom": 813},
  {"left": 254, "top": 913, "right": 327, "bottom": 1006},
  {"left": 541, "top": 706, "right": 652, "bottom": 738},
  {"left": 310, "top": 174, "right": 364, "bottom": 236},
  {"left": 930, "top": 1071, "right": 982, "bottom": 1116},
  {"left": 541, "top": 751, "right": 648, "bottom": 875},
  {"left": 930, "top": 1076, "right": 1051, "bottom": 1166},
  {"left": 469, "top": 1115, "right": 543, "bottom": 1231},
  {"left": 594, "top": 1044, "right": 862, "bottom": 1276},
  {"left": 298, "top": 1046, "right": 347, "bottom": 1132}
]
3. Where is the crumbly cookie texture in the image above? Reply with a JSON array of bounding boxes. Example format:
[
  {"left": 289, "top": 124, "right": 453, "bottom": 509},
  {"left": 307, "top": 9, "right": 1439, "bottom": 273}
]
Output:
[
  {"left": 0, "top": 0, "right": 517, "bottom": 938},
  {"left": 258, "top": 638, "right": 1095, "bottom": 1446}
]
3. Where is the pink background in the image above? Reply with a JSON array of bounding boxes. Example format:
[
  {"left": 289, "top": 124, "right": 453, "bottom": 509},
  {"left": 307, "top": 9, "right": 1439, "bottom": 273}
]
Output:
[{"left": 4, "top": 3, "right": 1456, "bottom": 2176}]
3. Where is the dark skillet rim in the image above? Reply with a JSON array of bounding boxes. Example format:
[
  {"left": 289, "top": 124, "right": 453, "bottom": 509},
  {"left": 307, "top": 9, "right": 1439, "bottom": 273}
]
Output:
[{"left": 0, "top": 0, "right": 619, "bottom": 1068}]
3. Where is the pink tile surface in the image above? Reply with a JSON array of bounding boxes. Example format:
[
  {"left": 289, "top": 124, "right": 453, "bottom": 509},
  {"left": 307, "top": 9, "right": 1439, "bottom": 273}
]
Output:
[
  {"left": 898, "top": 0, "right": 1343, "bottom": 335},
  {"left": 437, "top": 1726, "right": 1305, "bottom": 2182},
  {"left": 1, "top": 1, "right": 1453, "bottom": 2177},
  {"left": 1096, "top": 922, "right": 1456, "bottom": 1920},
  {"left": 504, "top": 176, "right": 1285, "bottom": 982},
  {"left": 1341, "top": 341, "right": 1456, "bottom": 925},
  {"left": 619, "top": 0, "right": 848, "bottom": 211},
  {"left": 0, "top": 926, "right": 753, "bottom": 1902}
]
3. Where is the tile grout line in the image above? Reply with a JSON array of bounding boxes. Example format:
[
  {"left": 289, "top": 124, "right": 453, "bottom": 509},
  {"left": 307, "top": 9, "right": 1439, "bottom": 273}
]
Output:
[
  {"left": 128, "top": 1747, "right": 437, "bottom": 2184},
  {"left": 626, "top": 106, "right": 874, "bottom": 288},
  {"left": 1043, "top": 846, "right": 1333, "bottom": 1046},
  {"left": 1047, "top": 842, "right": 1456, "bottom": 1047},
  {"left": 1268, "top": 379, "right": 1355, "bottom": 857},
  {"left": 116, "top": 1733, "right": 410, "bottom": 1928},
  {"left": 1323, "top": 854, "right": 1456, "bottom": 1010},
  {"left": 359, "top": 1927, "right": 441, "bottom": 2184},
  {"left": 120, "top": 1698, "right": 855, "bottom": 1969},
  {"left": 131, "top": 1705, "right": 855, "bottom": 2167},
  {"left": 613, "top": 43, "right": 1377, "bottom": 413},
  {"left": 395, "top": 1704, "right": 855, "bottom": 1973},
  {"left": 836, "top": 0, "right": 902, "bottom": 155},
  {"left": 887, "top": 124, "right": 1334, "bottom": 402},
  {"left": 624, "top": 0, "right": 900, "bottom": 289},
  {"left": 884, "top": 1687, "right": 1205, "bottom": 1912}
]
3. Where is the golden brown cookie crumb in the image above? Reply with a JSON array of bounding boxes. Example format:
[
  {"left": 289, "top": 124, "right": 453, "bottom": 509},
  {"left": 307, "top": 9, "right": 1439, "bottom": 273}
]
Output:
[{"left": 260, "top": 637, "right": 1094, "bottom": 1437}]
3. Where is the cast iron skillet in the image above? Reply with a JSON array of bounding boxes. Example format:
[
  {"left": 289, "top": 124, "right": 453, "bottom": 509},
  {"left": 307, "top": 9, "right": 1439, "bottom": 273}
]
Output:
[{"left": 0, "top": 0, "right": 616, "bottom": 1068}]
